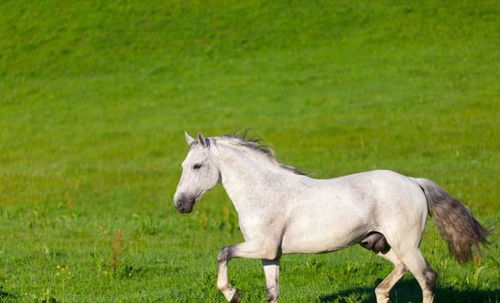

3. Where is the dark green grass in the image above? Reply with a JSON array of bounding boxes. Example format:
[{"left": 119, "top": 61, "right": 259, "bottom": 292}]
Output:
[{"left": 0, "top": 0, "right": 499, "bottom": 302}]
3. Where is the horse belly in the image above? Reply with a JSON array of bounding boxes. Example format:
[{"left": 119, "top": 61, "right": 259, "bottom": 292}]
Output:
[{"left": 281, "top": 208, "right": 369, "bottom": 254}]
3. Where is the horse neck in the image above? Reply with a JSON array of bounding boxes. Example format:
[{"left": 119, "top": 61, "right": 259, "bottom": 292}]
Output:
[{"left": 213, "top": 145, "right": 292, "bottom": 214}]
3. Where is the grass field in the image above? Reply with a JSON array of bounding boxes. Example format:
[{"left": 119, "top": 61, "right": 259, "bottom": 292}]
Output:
[{"left": 0, "top": 0, "right": 499, "bottom": 302}]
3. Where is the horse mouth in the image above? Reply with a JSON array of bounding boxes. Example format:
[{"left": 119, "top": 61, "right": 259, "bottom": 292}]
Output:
[
  {"left": 175, "top": 195, "right": 196, "bottom": 213},
  {"left": 176, "top": 202, "right": 194, "bottom": 213},
  {"left": 175, "top": 191, "right": 206, "bottom": 214}
]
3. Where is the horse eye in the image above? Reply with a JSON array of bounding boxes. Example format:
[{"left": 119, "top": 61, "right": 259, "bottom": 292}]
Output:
[{"left": 193, "top": 163, "right": 202, "bottom": 170}]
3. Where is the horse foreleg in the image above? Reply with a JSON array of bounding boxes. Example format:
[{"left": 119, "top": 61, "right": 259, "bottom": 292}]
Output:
[
  {"left": 217, "top": 242, "right": 279, "bottom": 302},
  {"left": 262, "top": 259, "right": 280, "bottom": 303},
  {"left": 217, "top": 246, "right": 241, "bottom": 302}
]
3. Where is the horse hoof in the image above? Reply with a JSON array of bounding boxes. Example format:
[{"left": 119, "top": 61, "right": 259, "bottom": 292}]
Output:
[{"left": 230, "top": 290, "right": 241, "bottom": 303}]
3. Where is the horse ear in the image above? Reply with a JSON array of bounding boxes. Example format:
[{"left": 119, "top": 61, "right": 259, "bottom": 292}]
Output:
[
  {"left": 185, "top": 131, "right": 195, "bottom": 145},
  {"left": 198, "top": 132, "right": 207, "bottom": 147}
]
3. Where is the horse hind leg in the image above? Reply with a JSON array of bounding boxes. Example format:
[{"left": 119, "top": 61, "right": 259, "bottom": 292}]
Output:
[
  {"left": 397, "top": 248, "right": 437, "bottom": 303},
  {"left": 368, "top": 232, "right": 437, "bottom": 302},
  {"left": 360, "top": 233, "right": 406, "bottom": 302},
  {"left": 374, "top": 249, "right": 408, "bottom": 303}
]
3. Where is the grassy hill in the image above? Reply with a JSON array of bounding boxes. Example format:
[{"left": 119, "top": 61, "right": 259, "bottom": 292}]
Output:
[{"left": 0, "top": 0, "right": 498, "bottom": 302}]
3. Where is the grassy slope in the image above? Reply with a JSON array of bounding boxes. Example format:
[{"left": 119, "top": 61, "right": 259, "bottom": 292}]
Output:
[{"left": 0, "top": 0, "right": 499, "bottom": 302}]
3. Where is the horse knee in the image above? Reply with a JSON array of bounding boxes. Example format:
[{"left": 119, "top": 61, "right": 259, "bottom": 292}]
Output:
[{"left": 217, "top": 246, "right": 232, "bottom": 264}]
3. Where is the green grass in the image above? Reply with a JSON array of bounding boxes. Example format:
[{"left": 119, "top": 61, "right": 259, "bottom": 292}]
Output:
[{"left": 0, "top": 0, "right": 499, "bottom": 302}]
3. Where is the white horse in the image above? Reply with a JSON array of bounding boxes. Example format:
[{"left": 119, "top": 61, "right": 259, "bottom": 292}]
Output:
[{"left": 173, "top": 132, "right": 488, "bottom": 303}]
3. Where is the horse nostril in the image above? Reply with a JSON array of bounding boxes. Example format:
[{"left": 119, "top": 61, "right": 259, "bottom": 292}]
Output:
[
  {"left": 176, "top": 200, "right": 190, "bottom": 213},
  {"left": 174, "top": 194, "right": 195, "bottom": 213}
]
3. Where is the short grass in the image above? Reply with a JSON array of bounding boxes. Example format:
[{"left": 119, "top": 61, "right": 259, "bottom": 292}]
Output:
[{"left": 0, "top": 0, "right": 499, "bottom": 302}]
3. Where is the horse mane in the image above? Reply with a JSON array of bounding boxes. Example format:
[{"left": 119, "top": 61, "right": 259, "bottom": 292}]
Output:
[{"left": 217, "top": 132, "right": 307, "bottom": 176}]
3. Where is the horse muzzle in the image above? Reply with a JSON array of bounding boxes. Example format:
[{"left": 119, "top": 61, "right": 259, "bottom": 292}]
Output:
[{"left": 174, "top": 194, "right": 196, "bottom": 214}]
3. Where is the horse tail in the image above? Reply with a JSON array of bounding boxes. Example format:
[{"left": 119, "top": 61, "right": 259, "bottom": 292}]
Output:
[{"left": 414, "top": 178, "right": 489, "bottom": 264}]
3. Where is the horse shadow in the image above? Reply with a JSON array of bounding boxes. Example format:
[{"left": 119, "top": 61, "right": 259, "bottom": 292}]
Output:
[
  {"left": 318, "top": 279, "right": 499, "bottom": 303},
  {"left": 0, "top": 285, "right": 15, "bottom": 300}
]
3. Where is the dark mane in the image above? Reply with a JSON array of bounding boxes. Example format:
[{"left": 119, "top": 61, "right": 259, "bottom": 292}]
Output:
[{"left": 218, "top": 132, "right": 307, "bottom": 176}]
